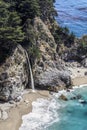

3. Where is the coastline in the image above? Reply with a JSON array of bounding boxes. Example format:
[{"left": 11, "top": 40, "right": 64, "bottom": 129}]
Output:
[
  {"left": 0, "top": 90, "right": 50, "bottom": 130},
  {"left": 0, "top": 76, "right": 87, "bottom": 130}
]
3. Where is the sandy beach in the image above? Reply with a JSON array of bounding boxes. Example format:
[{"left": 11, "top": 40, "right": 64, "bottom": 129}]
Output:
[
  {"left": 68, "top": 66, "right": 87, "bottom": 86},
  {"left": 72, "top": 76, "right": 87, "bottom": 86},
  {"left": 0, "top": 90, "right": 50, "bottom": 130}
]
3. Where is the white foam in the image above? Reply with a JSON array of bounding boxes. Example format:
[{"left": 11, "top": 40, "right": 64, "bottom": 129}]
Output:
[
  {"left": 53, "top": 89, "right": 69, "bottom": 99},
  {"left": 79, "top": 84, "right": 87, "bottom": 88},
  {"left": 19, "top": 98, "right": 60, "bottom": 130},
  {"left": 73, "top": 84, "right": 87, "bottom": 89}
]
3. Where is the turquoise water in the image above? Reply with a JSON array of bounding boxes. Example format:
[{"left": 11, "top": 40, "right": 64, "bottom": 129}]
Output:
[
  {"left": 47, "top": 86, "right": 87, "bottom": 130},
  {"left": 19, "top": 86, "right": 87, "bottom": 130},
  {"left": 55, "top": 0, "right": 87, "bottom": 37}
]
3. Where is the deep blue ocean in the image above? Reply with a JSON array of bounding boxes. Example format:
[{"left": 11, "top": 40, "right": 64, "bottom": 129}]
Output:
[{"left": 55, "top": 0, "right": 87, "bottom": 37}]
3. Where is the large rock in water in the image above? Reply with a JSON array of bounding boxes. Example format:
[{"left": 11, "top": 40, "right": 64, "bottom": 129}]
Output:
[
  {"left": 59, "top": 94, "right": 68, "bottom": 101},
  {"left": 0, "top": 44, "right": 29, "bottom": 101},
  {"left": 33, "top": 17, "right": 71, "bottom": 91}
]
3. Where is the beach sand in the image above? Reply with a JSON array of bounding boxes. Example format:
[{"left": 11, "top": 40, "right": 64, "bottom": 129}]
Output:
[
  {"left": 0, "top": 90, "right": 50, "bottom": 130},
  {"left": 68, "top": 67, "right": 87, "bottom": 86},
  {"left": 72, "top": 76, "right": 87, "bottom": 86}
]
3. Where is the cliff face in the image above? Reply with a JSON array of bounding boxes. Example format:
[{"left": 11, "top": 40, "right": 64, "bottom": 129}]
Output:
[
  {"left": 33, "top": 18, "right": 71, "bottom": 91},
  {"left": 0, "top": 17, "right": 72, "bottom": 101},
  {"left": 0, "top": 45, "right": 29, "bottom": 101}
]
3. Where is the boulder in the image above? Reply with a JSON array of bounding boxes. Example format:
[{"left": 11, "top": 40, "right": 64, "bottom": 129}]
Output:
[
  {"left": 59, "top": 94, "right": 68, "bottom": 101},
  {"left": 35, "top": 68, "right": 71, "bottom": 92}
]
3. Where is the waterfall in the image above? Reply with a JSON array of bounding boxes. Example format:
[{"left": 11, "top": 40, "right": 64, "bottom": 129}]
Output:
[{"left": 25, "top": 50, "right": 35, "bottom": 92}]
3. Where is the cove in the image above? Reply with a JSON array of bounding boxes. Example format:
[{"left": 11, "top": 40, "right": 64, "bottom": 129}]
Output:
[{"left": 19, "top": 86, "right": 87, "bottom": 130}]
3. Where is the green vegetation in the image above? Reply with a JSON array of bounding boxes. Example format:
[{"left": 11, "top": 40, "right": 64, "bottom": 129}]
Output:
[
  {"left": 39, "top": 0, "right": 57, "bottom": 21},
  {"left": 0, "top": 0, "right": 81, "bottom": 65},
  {"left": 0, "top": 0, "right": 57, "bottom": 64},
  {"left": 0, "top": 1, "right": 24, "bottom": 44},
  {"left": 51, "top": 26, "right": 75, "bottom": 47},
  {"left": 77, "top": 35, "right": 87, "bottom": 56},
  {"left": 15, "top": 0, "right": 40, "bottom": 22}
]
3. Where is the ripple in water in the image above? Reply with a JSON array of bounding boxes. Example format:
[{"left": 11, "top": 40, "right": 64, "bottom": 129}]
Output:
[{"left": 55, "top": 0, "right": 87, "bottom": 37}]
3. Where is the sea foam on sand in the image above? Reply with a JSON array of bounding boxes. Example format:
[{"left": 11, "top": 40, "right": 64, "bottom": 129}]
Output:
[
  {"left": 19, "top": 84, "right": 87, "bottom": 130},
  {"left": 19, "top": 98, "right": 60, "bottom": 130}
]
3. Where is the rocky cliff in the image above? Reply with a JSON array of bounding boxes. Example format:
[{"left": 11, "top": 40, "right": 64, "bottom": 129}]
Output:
[
  {"left": 0, "top": 44, "right": 29, "bottom": 101},
  {"left": 0, "top": 17, "right": 72, "bottom": 101},
  {"left": 33, "top": 18, "right": 71, "bottom": 91}
]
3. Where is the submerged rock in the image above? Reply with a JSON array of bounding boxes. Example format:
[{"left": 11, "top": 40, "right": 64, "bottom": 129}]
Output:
[
  {"left": 70, "top": 96, "right": 77, "bottom": 100},
  {"left": 79, "top": 99, "right": 87, "bottom": 104},
  {"left": 70, "top": 94, "right": 82, "bottom": 100}
]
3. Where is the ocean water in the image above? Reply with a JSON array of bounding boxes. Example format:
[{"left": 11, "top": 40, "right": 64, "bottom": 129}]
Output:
[
  {"left": 55, "top": 0, "right": 87, "bottom": 37},
  {"left": 19, "top": 85, "right": 87, "bottom": 130}
]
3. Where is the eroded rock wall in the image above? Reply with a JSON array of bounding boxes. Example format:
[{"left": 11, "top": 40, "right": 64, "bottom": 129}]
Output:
[
  {"left": 0, "top": 45, "right": 29, "bottom": 101},
  {"left": 33, "top": 18, "right": 71, "bottom": 91}
]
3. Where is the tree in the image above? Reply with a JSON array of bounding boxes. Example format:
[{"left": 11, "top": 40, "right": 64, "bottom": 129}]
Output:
[
  {"left": 15, "top": 0, "right": 40, "bottom": 22},
  {"left": 39, "top": 0, "right": 57, "bottom": 21},
  {"left": 0, "top": 1, "right": 24, "bottom": 44}
]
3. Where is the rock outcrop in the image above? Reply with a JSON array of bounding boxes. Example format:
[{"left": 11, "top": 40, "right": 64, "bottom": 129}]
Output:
[
  {"left": 0, "top": 44, "right": 29, "bottom": 101},
  {"left": 33, "top": 18, "right": 71, "bottom": 91},
  {"left": 35, "top": 68, "right": 71, "bottom": 91},
  {"left": 59, "top": 94, "right": 68, "bottom": 101}
]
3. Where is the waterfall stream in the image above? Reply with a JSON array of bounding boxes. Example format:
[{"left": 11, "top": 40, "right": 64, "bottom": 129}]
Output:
[{"left": 25, "top": 50, "right": 35, "bottom": 92}]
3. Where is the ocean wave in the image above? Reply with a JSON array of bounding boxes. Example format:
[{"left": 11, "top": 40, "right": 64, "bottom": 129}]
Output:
[
  {"left": 19, "top": 84, "right": 87, "bottom": 130},
  {"left": 19, "top": 98, "right": 61, "bottom": 130}
]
